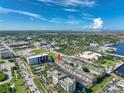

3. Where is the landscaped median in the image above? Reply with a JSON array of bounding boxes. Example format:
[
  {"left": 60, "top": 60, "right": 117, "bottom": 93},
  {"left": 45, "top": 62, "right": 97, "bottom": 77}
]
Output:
[
  {"left": 90, "top": 76, "right": 113, "bottom": 93},
  {"left": 33, "top": 78, "right": 48, "bottom": 93},
  {"left": 32, "top": 49, "right": 58, "bottom": 59}
]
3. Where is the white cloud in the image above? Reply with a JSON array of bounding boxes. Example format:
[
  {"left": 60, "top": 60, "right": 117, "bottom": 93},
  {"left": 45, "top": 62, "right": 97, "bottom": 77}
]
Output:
[
  {"left": 63, "top": 0, "right": 95, "bottom": 7},
  {"left": 49, "top": 16, "right": 81, "bottom": 24},
  {"left": 0, "top": 6, "right": 47, "bottom": 21},
  {"left": 92, "top": 18, "right": 103, "bottom": 29},
  {"left": 38, "top": 0, "right": 53, "bottom": 3},
  {"left": 64, "top": 8, "right": 78, "bottom": 12},
  {"left": 38, "top": 0, "right": 95, "bottom": 7},
  {"left": 63, "top": 0, "right": 83, "bottom": 6},
  {"left": 0, "top": 6, "right": 96, "bottom": 26},
  {"left": 0, "top": 6, "right": 76, "bottom": 24},
  {"left": 66, "top": 20, "right": 80, "bottom": 24}
]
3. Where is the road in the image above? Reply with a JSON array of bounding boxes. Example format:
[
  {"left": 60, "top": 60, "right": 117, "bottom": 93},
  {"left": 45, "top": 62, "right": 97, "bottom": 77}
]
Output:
[
  {"left": 2, "top": 42, "right": 41, "bottom": 93},
  {"left": 18, "top": 61, "right": 40, "bottom": 93}
]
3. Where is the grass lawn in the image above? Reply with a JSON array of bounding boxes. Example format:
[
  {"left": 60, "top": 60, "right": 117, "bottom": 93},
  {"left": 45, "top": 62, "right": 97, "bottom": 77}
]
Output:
[
  {"left": 96, "top": 59, "right": 117, "bottom": 68},
  {"left": 14, "top": 78, "right": 28, "bottom": 93},
  {"left": 104, "top": 59, "right": 116, "bottom": 65},
  {"left": 0, "top": 83, "right": 11, "bottom": 93},
  {"left": 91, "top": 76, "right": 113, "bottom": 93},
  {"left": 32, "top": 49, "right": 58, "bottom": 58}
]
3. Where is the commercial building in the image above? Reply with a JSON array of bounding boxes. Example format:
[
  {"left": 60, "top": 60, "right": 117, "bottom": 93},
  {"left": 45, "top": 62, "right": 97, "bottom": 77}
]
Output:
[
  {"left": 27, "top": 54, "right": 48, "bottom": 64},
  {"left": 59, "top": 77, "right": 76, "bottom": 92},
  {"left": 1, "top": 50, "right": 15, "bottom": 59},
  {"left": 77, "top": 51, "right": 103, "bottom": 61}
]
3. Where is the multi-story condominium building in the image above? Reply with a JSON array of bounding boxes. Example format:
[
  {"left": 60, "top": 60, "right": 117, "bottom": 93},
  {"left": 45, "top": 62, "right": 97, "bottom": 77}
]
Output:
[
  {"left": 59, "top": 77, "right": 76, "bottom": 93},
  {"left": 64, "top": 57, "right": 106, "bottom": 76},
  {"left": 56, "top": 62, "right": 97, "bottom": 84},
  {"left": 27, "top": 54, "right": 48, "bottom": 64},
  {"left": 52, "top": 70, "right": 67, "bottom": 84}
]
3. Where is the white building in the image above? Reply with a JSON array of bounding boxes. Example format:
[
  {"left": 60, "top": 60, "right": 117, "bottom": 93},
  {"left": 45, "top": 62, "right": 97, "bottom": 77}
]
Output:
[
  {"left": 77, "top": 51, "right": 103, "bottom": 61},
  {"left": 59, "top": 77, "right": 76, "bottom": 92},
  {"left": 90, "top": 43, "right": 99, "bottom": 47},
  {"left": 52, "top": 70, "right": 67, "bottom": 84},
  {"left": 27, "top": 54, "right": 48, "bottom": 64}
]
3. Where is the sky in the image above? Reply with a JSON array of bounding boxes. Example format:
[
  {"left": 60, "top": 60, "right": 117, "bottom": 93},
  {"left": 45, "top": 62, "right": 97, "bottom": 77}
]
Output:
[{"left": 0, "top": 0, "right": 124, "bottom": 31}]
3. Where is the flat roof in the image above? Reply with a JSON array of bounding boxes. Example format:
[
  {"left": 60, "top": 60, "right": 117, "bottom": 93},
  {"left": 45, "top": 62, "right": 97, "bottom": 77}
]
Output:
[
  {"left": 28, "top": 54, "right": 48, "bottom": 59},
  {"left": 59, "top": 77, "right": 74, "bottom": 86}
]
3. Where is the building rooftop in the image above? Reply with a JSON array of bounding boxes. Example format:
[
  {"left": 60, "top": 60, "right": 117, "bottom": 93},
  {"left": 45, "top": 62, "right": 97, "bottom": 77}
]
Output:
[
  {"left": 56, "top": 62, "right": 96, "bottom": 83},
  {"left": 27, "top": 54, "right": 48, "bottom": 59},
  {"left": 70, "top": 58, "right": 105, "bottom": 74},
  {"left": 78, "top": 51, "right": 102, "bottom": 59},
  {"left": 52, "top": 70, "right": 67, "bottom": 79},
  {"left": 74, "top": 69, "right": 95, "bottom": 80},
  {"left": 59, "top": 77, "right": 75, "bottom": 87}
]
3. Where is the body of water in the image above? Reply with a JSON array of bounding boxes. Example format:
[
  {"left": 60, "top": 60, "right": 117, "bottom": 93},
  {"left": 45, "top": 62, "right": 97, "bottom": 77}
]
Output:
[
  {"left": 115, "top": 64, "right": 124, "bottom": 78},
  {"left": 108, "top": 42, "right": 124, "bottom": 77},
  {"left": 108, "top": 42, "right": 124, "bottom": 56}
]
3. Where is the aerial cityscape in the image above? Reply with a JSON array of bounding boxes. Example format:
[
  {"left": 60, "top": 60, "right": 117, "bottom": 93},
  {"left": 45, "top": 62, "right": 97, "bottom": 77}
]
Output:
[{"left": 0, "top": 0, "right": 124, "bottom": 93}]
